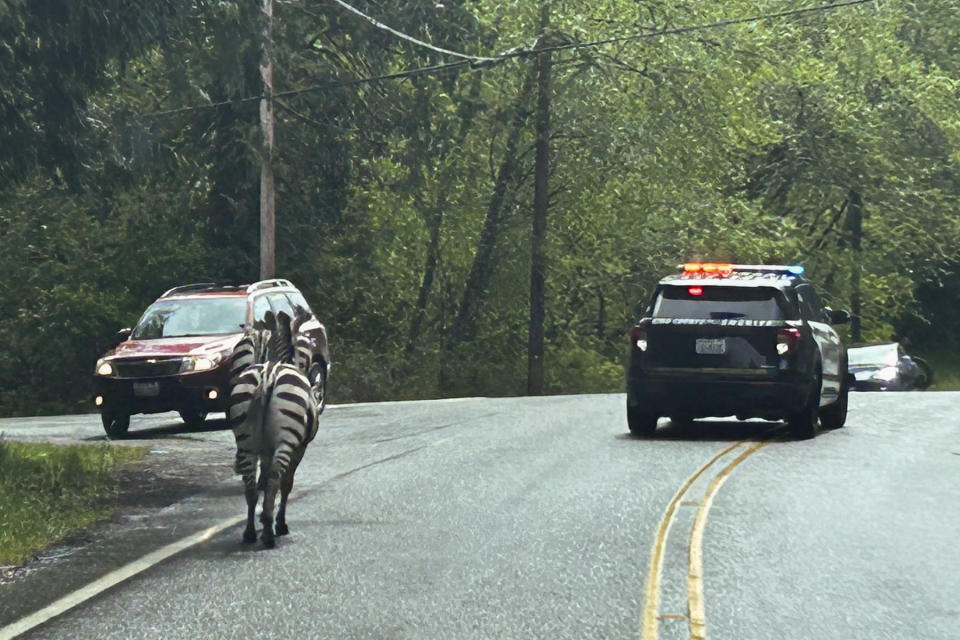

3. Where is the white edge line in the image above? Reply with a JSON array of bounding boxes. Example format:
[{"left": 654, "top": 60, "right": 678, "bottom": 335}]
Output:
[
  {"left": 327, "top": 396, "right": 487, "bottom": 409},
  {"left": 0, "top": 399, "right": 466, "bottom": 638},
  {"left": 0, "top": 515, "right": 245, "bottom": 640}
]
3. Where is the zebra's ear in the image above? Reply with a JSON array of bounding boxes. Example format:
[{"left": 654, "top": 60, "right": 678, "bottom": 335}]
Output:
[
  {"left": 292, "top": 306, "right": 311, "bottom": 332},
  {"left": 276, "top": 311, "right": 292, "bottom": 341},
  {"left": 263, "top": 311, "right": 277, "bottom": 333}
]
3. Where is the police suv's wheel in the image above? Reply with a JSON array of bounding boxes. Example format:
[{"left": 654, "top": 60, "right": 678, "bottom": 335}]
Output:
[
  {"left": 627, "top": 404, "right": 658, "bottom": 437},
  {"left": 820, "top": 358, "right": 849, "bottom": 430},
  {"left": 789, "top": 369, "right": 822, "bottom": 439},
  {"left": 101, "top": 411, "right": 130, "bottom": 439},
  {"left": 308, "top": 362, "right": 327, "bottom": 415},
  {"left": 178, "top": 410, "right": 208, "bottom": 429}
]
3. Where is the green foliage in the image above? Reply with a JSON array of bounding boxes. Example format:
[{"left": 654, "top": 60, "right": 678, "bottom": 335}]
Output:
[
  {"left": 0, "top": 440, "right": 146, "bottom": 565},
  {"left": 0, "top": 0, "right": 958, "bottom": 412}
]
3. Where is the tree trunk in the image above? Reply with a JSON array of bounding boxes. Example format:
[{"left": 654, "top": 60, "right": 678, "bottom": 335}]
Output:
[
  {"left": 407, "top": 76, "right": 484, "bottom": 356},
  {"left": 450, "top": 69, "right": 536, "bottom": 343},
  {"left": 845, "top": 188, "right": 863, "bottom": 342},
  {"left": 406, "top": 212, "right": 442, "bottom": 355},
  {"left": 527, "top": 2, "right": 551, "bottom": 396}
]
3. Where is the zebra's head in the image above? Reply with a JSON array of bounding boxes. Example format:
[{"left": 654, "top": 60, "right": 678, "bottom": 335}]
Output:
[{"left": 229, "top": 324, "right": 270, "bottom": 387}]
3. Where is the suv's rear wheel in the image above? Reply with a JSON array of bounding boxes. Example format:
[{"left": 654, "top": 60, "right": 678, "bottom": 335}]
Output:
[
  {"left": 101, "top": 411, "right": 130, "bottom": 438},
  {"left": 627, "top": 403, "right": 658, "bottom": 437},
  {"left": 178, "top": 410, "right": 208, "bottom": 429},
  {"left": 789, "top": 368, "right": 822, "bottom": 439},
  {"left": 820, "top": 357, "right": 849, "bottom": 430}
]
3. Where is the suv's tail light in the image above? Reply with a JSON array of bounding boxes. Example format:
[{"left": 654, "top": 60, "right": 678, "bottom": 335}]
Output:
[
  {"left": 776, "top": 327, "right": 801, "bottom": 355},
  {"left": 631, "top": 325, "right": 648, "bottom": 352}
]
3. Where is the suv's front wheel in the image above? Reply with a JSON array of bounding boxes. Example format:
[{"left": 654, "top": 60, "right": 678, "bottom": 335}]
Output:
[
  {"left": 178, "top": 410, "right": 208, "bottom": 429},
  {"left": 101, "top": 411, "right": 130, "bottom": 438},
  {"left": 308, "top": 362, "right": 327, "bottom": 415}
]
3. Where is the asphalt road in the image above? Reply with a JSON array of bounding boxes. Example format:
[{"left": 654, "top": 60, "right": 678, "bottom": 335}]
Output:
[{"left": 1, "top": 392, "right": 958, "bottom": 639}]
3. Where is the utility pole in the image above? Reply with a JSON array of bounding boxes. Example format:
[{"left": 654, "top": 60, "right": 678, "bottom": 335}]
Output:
[
  {"left": 527, "top": 0, "right": 550, "bottom": 395},
  {"left": 259, "top": 0, "right": 276, "bottom": 280},
  {"left": 846, "top": 188, "right": 863, "bottom": 342}
]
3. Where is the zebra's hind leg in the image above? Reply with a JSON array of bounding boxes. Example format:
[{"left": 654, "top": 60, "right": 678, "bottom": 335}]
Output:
[
  {"left": 242, "top": 473, "right": 258, "bottom": 544},
  {"left": 276, "top": 445, "right": 306, "bottom": 536},
  {"left": 260, "top": 472, "right": 281, "bottom": 549}
]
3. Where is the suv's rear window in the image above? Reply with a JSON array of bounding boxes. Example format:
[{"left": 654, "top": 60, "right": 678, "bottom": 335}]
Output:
[
  {"left": 652, "top": 285, "right": 793, "bottom": 320},
  {"left": 132, "top": 297, "right": 248, "bottom": 339}
]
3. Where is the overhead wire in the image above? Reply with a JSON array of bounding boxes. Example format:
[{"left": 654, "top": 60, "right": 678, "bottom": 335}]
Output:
[
  {"left": 512, "top": 0, "right": 880, "bottom": 59},
  {"left": 138, "top": 0, "right": 880, "bottom": 119},
  {"left": 327, "top": 0, "right": 497, "bottom": 62}
]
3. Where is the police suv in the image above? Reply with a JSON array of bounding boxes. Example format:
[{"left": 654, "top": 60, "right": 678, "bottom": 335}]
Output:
[{"left": 626, "top": 263, "right": 852, "bottom": 439}]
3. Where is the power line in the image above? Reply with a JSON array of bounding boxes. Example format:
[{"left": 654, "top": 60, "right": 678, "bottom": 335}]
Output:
[
  {"left": 499, "top": 0, "right": 880, "bottom": 60},
  {"left": 272, "top": 0, "right": 880, "bottom": 99},
  {"left": 139, "top": 58, "right": 490, "bottom": 119},
  {"left": 139, "top": 0, "right": 879, "bottom": 118},
  {"left": 327, "top": 0, "right": 496, "bottom": 62}
]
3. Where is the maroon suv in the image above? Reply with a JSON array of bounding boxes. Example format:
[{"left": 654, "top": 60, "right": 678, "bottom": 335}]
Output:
[{"left": 93, "top": 279, "right": 330, "bottom": 438}]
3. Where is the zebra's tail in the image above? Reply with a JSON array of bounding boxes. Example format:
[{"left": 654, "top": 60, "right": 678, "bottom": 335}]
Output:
[{"left": 263, "top": 364, "right": 314, "bottom": 482}]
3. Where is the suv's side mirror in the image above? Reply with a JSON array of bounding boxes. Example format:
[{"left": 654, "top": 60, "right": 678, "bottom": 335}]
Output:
[
  {"left": 824, "top": 308, "right": 850, "bottom": 325},
  {"left": 116, "top": 327, "right": 132, "bottom": 342}
]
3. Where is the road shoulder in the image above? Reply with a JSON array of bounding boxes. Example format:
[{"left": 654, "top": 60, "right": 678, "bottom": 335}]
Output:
[{"left": 0, "top": 443, "right": 239, "bottom": 628}]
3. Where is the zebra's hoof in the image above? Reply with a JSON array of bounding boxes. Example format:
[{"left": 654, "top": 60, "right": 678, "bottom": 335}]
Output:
[
  {"left": 242, "top": 529, "right": 258, "bottom": 544},
  {"left": 275, "top": 522, "right": 289, "bottom": 536}
]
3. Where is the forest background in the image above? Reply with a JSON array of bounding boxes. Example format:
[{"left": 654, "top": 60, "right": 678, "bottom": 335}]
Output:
[{"left": 1, "top": 0, "right": 958, "bottom": 416}]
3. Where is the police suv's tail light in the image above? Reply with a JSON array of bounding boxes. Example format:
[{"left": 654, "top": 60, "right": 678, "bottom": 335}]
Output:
[
  {"left": 776, "top": 327, "right": 801, "bottom": 355},
  {"left": 631, "top": 325, "right": 648, "bottom": 352}
]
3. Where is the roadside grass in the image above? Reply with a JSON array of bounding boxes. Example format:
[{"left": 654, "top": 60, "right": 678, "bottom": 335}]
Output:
[
  {"left": 915, "top": 350, "right": 960, "bottom": 391},
  {"left": 0, "top": 440, "right": 147, "bottom": 567}
]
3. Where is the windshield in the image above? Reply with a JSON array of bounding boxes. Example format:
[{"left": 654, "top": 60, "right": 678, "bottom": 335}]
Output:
[
  {"left": 131, "top": 297, "right": 248, "bottom": 339},
  {"left": 848, "top": 344, "right": 899, "bottom": 367},
  {"left": 652, "top": 285, "right": 792, "bottom": 320}
]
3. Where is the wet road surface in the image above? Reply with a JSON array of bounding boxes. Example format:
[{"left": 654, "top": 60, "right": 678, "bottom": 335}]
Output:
[{"left": 0, "top": 393, "right": 957, "bottom": 639}]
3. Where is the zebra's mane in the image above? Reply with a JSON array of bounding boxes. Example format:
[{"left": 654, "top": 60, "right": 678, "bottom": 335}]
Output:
[{"left": 264, "top": 310, "right": 295, "bottom": 365}]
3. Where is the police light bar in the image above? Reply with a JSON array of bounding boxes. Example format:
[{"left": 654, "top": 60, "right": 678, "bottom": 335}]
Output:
[
  {"left": 681, "top": 262, "right": 733, "bottom": 276},
  {"left": 679, "top": 263, "right": 804, "bottom": 277}
]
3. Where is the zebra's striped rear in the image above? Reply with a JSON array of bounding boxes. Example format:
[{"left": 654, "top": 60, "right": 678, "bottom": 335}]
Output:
[
  {"left": 227, "top": 317, "right": 321, "bottom": 547},
  {"left": 262, "top": 363, "right": 318, "bottom": 477}
]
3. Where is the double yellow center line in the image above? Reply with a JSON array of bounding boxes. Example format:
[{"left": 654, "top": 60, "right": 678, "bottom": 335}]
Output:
[{"left": 641, "top": 433, "right": 779, "bottom": 640}]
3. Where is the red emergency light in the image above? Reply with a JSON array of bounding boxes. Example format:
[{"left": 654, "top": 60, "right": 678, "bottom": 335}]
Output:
[{"left": 682, "top": 262, "right": 733, "bottom": 276}]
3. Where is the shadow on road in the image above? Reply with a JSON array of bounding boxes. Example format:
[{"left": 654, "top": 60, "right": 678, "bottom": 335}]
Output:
[
  {"left": 618, "top": 418, "right": 787, "bottom": 442},
  {"left": 83, "top": 416, "right": 231, "bottom": 442}
]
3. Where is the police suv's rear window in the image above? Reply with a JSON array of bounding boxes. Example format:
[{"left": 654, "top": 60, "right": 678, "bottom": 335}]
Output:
[{"left": 652, "top": 286, "right": 794, "bottom": 320}]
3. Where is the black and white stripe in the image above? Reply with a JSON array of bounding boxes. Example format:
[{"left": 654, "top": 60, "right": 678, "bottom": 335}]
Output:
[{"left": 226, "top": 314, "right": 321, "bottom": 548}]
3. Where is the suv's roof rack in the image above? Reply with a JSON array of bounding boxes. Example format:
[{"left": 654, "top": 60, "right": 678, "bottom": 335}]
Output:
[
  {"left": 246, "top": 279, "right": 294, "bottom": 293},
  {"left": 161, "top": 283, "right": 245, "bottom": 297},
  {"left": 161, "top": 283, "right": 219, "bottom": 297}
]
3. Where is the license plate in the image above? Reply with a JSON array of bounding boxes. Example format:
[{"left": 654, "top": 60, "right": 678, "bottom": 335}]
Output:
[
  {"left": 695, "top": 338, "right": 726, "bottom": 355},
  {"left": 133, "top": 381, "right": 160, "bottom": 397}
]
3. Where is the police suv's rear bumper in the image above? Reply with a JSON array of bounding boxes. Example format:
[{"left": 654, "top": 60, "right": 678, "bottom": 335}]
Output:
[{"left": 627, "top": 367, "right": 810, "bottom": 420}]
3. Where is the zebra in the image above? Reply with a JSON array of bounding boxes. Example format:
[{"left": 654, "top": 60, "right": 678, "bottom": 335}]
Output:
[{"left": 227, "top": 311, "right": 320, "bottom": 547}]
